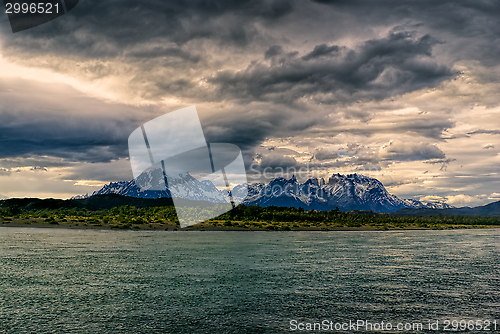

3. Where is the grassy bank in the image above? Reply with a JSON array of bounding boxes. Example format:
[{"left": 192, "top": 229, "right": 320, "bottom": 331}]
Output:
[{"left": 1, "top": 204, "right": 500, "bottom": 231}]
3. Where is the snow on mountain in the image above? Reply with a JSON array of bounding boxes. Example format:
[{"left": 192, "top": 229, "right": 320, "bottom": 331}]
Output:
[
  {"left": 239, "top": 174, "right": 453, "bottom": 212},
  {"left": 166, "top": 173, "right": 228, "bottom": 203},
  {"left": 401, "top": 199, "right": 454, "bottom": 210},
  {"left": 76, "top": 172, "right": 452, "bottom": 212},
  {"left": 73, "top": 168, "right": 226, "bottom": 203}
]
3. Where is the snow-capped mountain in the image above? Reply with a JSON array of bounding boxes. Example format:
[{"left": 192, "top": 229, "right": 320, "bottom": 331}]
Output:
[
  {"left": 73, "top": 168, "right": 171, "bottom": 200},
  {"left": 73, "top": 168, "right": 227, "bottom": 203},
  {"left": 73, "top": 179, "right": 170, "bottom": 200},
  {"left": 239, "top": 174, "right": 453, "bottom": 212},
  {"left": 400, "top": 199, "right": 453, "bottom": 210},
  {"left": 76, "top": 172, "right": 452, "bottom": 212}
]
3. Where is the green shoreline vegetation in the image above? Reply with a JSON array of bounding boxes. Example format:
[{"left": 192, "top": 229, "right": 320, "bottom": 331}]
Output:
[{"left": 1, "top": 204, "right": 500, "bottom": 231}]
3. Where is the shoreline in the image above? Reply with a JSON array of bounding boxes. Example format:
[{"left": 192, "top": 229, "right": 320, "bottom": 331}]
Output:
[{"left": 2, "top": 218, "right": 499, "bottom": 231}]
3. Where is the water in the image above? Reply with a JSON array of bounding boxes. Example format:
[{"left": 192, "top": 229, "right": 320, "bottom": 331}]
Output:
[{"left": 0, "top": 228, "right": 499, "bottom": 333}]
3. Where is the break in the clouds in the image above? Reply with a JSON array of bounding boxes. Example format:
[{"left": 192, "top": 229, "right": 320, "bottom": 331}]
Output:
[{"left": 0, "top": 0, "right": 499, "bottom": 204}]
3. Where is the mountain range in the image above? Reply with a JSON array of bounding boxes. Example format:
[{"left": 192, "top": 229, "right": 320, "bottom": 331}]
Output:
[
  {"left": 395, "top": 201, "right": 500, "bottom": 217},
  {"left": 75, "top": 172, "right": 453, "bottom": 213}
]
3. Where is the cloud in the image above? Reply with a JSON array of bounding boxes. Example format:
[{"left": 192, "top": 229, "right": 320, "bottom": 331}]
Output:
[
  {"left": 445, "top": 194, "right": 483, "bottom": 207},
  {"left": 379, "top": 140, "right": 446, "bottom": 161},
  {"left": 301, "top": 44, "right": 341, "bottom": 61},
  {"left": 264, "top": 45, "right": 284, "bottom": 59},
  {"left": 312, "top": 148, "right": 339, "bottom": 161},
  {"left": 488, "top": 192, "right": 500, "bottom": 200},
  {"left": 259, "top": 155, "right": 299, "bottom": 169},
  {"left": 1, "top": 0, "right": 296, "bottom": 57},
  {"left": 419, "top": 195, "right": 446, "bottom": 203},
  {"left": 0, "top": 77, "right": 157, "bottom": 162},
  {"left": 207, "top": 31, "right": 451, "bottom": 105},
  {"left": 124, "top": 46, "right": 201, "bottom": 63},
  {"left": 30, "top": 166, "right": 48, "bottom": 172},
  {"left": 60, "top": 159, "right": 134, "bottom": 182}
]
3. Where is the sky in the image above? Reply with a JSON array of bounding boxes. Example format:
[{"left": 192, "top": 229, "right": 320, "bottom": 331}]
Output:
[{"left": 0, "top": 0, "right": 500, "bottom": 207}]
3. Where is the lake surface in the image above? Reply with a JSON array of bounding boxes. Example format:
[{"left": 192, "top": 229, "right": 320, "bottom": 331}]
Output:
[{"left": 0, "top": 228, "right": 499, "bottom": 333}]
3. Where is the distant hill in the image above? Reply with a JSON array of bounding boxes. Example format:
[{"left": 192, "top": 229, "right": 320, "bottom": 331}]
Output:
[
  {"left": 0, "top": 194, "right": 174, "bottom": 211},
  {"left": 395, "top": 200, "right": 500, "bottom": 217}
]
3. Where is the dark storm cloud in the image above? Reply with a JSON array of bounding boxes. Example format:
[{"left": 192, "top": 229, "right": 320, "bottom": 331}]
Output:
[
  {"left": 3, "top": 0, "right": 499, "bottom": 64},
  {"left": 301, "top": 44, "right": 341, "bottom": 61},
  {"left": 467, "top": 129, "right": 500, "bottom": 136},
  {"left": 0, "top": 0, "right": 299, "bottom": 105},
  {"left": 0, "top": 111, "right": 133, "bottom": 162},
  {"left": 340, "top": 117, "right": 455, "bottom": 140},
  {"left": 259, "top": 155, "right": 299, "bottom": 169},
  {"left": 199, "top": 105, "right": 289, "bottom": 150},
  {"left": 246, "top": 139, "right": 449, "bottom": 174},
  {"left": 312, "top": 148, "right": 339, "bottom": 161},
  {"left": 379, "top": 141, "right": 446, "bottom": 161},
  {"left": 208, "top": 31, "right": 452, "bottom": 105},
  {"left": 424, "top": 158, "right": 456, "bottom": 171},
  {"left": 124, "top": 47, "right": 201, "bottom": 63},
  {"left": 2, "top": 0, "right": 492, "bottom": 109},
  {"left": 1, "top": 0, "right": 295, "bottom": 58},
  {"left": 1, "top": 0, "right": 498, "bottom": 171},
  {"left": 310, "top": 0, "right": 500, "bottom": 33},
  {"left": 264, "top": 45, "right": 284, "bottom": 59},
  {"left": 0, "top": 78, "right": 155, "bottom": 163},
  {"left": 309, "top": 0, "right": 500, "bottom": 65},
  {"left": 248, "top": 153, "right": 383, "bottom": 178}
]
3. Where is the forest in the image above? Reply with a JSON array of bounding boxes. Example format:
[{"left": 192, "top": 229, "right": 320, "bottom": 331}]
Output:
[{"left": 1, "top": 198, "right": 499, "bottom": 230}]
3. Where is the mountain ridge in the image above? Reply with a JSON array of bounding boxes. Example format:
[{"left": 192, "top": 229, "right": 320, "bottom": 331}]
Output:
[
  {"left": 75, "top": 172, "right": 453, "bottom": 213},
  {"left": 237, "top": 173, "right": 454, "bottom": 212},
  {"left": 3, "top": 193, "right": 500, "bottom": 217},
  {"left": 394, "top": 200, "right": 500, "bottom": 217}
]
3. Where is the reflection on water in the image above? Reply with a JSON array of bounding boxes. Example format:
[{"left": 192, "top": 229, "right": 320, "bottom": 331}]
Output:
[{"left": 0, "top": 228, "right": 499, "bottom": 333}]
